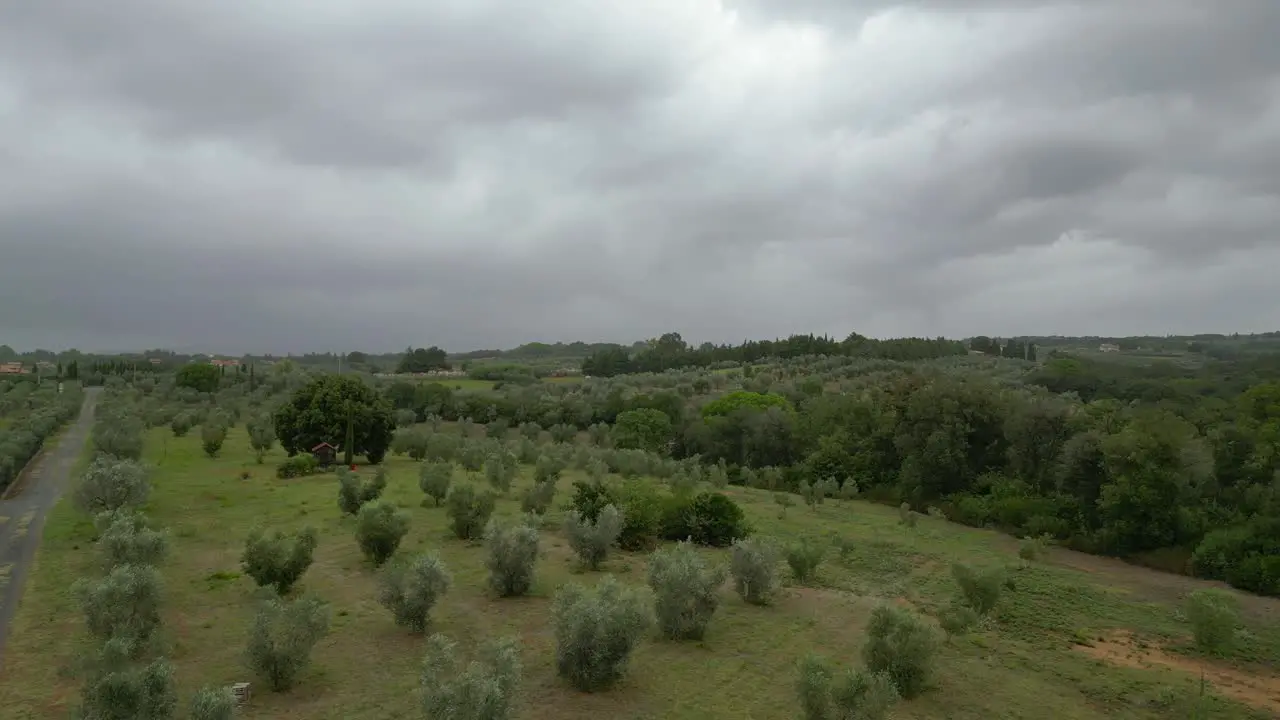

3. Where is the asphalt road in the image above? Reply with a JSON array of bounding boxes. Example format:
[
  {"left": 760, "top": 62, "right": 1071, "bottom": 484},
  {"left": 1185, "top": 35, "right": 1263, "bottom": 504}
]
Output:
[{"left": 0, "top": 387, "right": 99, "bottom": 674}]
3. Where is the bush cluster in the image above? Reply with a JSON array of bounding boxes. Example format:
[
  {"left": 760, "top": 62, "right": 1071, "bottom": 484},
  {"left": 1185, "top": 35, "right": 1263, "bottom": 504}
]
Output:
[
  {"left": 647, "top": 541, "right": 726, "bottom": 641},
  {"left": 421, "top": 634, "right": 522, "bottom": 720},
  {"left": 337, "top": 466, "right": 388, "bottom": 515},
  {"left": 276, "top": 454, "right": 320, "bottom": 479},
  {"left": 355, "top": 500, "right": 410, "bottom": 566},
  {"left": 418, "top": 460, "right": 454, "bottom": 506},
  {"left": 485, "top": 518, "right": 540, "bottom": 597},
  {"left": 0, "top": 381, "right": 83, "bottom": 493},
  {"left": 551, "top": 577, "right": 651, "bottom": 692},
  {"left": 245, "top": 594, "right": 332, "bottom": 691},
  {"left": 730, "top": 537, "right": 782, "bottom": 606},
  {"left": 565, "top": 504, "right": 623, "bottom": 570},
  {"left": 241, "top": 526, "right": 319, "bottom": 594},
  {"left": 446, "top": 484, "right": 497, "bottom": 540},
  {"left": 378, "top": 553, "right": 452, "bottom": 632}
]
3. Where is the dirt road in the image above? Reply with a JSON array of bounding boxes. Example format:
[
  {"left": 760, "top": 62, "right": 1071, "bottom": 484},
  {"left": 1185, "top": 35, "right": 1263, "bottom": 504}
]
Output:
[{"left": 0, "top": 387, "right": 99, "bottom": 673}]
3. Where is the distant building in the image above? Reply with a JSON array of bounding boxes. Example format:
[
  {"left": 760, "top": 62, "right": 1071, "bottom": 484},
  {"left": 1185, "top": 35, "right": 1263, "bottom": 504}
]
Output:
[
  {"left": 211, "top": 359, "right": 241, "bottom": 368},
  {"left": 310, "top": 442, "right": 337, "bottom": 467},
  {"left": 0, "top": 361, "right": 27, "bottom": 374},
  {"left": 1099, "top": 343, "right": 1120, "bottom": 353}
]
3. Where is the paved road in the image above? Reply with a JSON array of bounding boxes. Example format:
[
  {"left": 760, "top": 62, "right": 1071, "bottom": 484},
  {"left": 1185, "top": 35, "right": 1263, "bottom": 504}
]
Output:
[{"left": 0, "top": 387, "right": 99, "bottom": 672}]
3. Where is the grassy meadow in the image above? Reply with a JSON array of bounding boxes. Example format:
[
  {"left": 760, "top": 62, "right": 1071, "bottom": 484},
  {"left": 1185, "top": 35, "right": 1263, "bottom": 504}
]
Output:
[{"left": 2, "top": 424, "right": 1278, "bottom": 719}]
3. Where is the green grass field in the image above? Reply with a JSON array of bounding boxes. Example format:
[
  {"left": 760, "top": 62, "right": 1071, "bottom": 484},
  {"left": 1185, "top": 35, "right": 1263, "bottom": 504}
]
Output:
[{"left": 2, "top": 426, "right": 1277, "bottom": 719}]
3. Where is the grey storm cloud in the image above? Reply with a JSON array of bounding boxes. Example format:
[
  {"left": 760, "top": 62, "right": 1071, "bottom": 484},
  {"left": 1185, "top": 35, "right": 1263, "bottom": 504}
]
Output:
[{"left": 1, "top": 0, "right": 1279, "bottom": 353}]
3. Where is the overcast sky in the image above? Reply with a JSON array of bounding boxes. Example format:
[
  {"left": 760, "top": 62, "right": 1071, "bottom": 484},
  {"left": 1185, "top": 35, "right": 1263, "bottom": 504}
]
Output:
[{"left": 2, "top": 1, "right": 1278, "bottom": 353}]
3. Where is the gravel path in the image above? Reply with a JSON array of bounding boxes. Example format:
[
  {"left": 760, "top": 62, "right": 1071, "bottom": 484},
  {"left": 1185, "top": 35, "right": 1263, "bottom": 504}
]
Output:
[{"left": 0, "top": 387, "right": 99, "bottom": 673}]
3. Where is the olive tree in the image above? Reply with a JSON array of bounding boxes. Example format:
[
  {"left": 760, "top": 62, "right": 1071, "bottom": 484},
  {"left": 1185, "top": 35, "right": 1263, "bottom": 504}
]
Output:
[
  {"left": 74, "top": 456, "right": 150, "bottom": 515},
  {"left": 378, "top": 553, "right": 452, "bottom": 633},
  {"left": 551, "top": 577, "right": 651, "bottom": 692},
  {"left": 421, "top": 634, "right": 521, "bottom": 720},
  {"left": 244, "top": 595, "right": 330, "bottom": 692}
]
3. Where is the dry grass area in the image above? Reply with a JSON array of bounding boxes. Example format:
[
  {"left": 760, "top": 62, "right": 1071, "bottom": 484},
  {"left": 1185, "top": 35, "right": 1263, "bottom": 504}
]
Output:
[{"left": 1, "top": 425, "right": 1278, "bottom": 719}]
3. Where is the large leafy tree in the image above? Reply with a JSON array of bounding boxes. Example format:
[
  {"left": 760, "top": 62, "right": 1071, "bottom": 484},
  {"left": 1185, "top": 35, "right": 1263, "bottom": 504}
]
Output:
[
  {"left": 612, "top": 408, "right": 673, "bottom": 455},
  {"left": 274, "top": 375, "right": 395, "bottom": 463},
  {"left": 396, "top": 346, "right": 449, "bottom": 374},
  {"left": 175, "top": 362, "right": 221, "bottom": 394}
]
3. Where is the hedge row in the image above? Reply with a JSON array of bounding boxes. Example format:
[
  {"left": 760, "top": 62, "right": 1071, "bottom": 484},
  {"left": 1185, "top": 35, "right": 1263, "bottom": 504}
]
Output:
[{"left": 0, "top": 382, "right": 84, "bottom": 493}]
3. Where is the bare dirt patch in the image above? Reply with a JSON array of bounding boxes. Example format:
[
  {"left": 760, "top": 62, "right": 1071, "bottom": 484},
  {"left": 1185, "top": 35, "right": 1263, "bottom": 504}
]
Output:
[{"left": 1075, "top": 630, "right": 1280, "bottom": 714}]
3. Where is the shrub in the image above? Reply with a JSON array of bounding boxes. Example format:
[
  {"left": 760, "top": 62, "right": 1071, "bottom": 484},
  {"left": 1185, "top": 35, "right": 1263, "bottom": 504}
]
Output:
[
  {"left": 189, "top": 685, "right": 236, "bottom": 720},
  {"left": 425, "top": 432, "right": 460, "bottom": 462},
  {"left": 378, "top": 552, "right": 452, "bottom": 632},
  {"left": 774, "top": 492, "right": 796, "bottom": 518},
  {"left": 201, "top": 423, "right": 227, "bottom": 458},
  {"left": 459, "top": 443, "right": 486, "bottom": 473},
  {"left": 518, "top": 421, "right": 541, "bottom": 440},
  {"left": 394, "top": 408, "right": 417, "bottom": 428},
  {"left": 570, "top": 479, "right": 617, "bottom": 523},
  {"left": 534, "top": 454, "right": 565, "bottom": 485},
  {"left": 685, "top": 491, "right": 748, "bottom": 547},
  {"left": 647, "top": 541, "right": 727, "bottom": 640},
  {"left": 565, "top": 504, "right": 622, "bottom": 570},
  {"left": 669, "top": 469, "right": 697, "bottom": 496},
  {"left": 275, "top": 454, "right": 319, "bottom": 479},
  {"left": 1191, "top": 518, "right": 1280, "bottom": 596},
  {"left": 800, "top": 480, "right": 822, "bottom": 508},
  {"left": 97, "top": 510, "right": 169, "bottom": 569},
  {"left": 421, "top": 633, "right": 521, "bottom": 720},
  {"left": 1184, "top": 589, "right": 1239, "bottom": 654},
  {"left": 730, "top": 537, "right": 782, "bottom": 605},
  {"left": 1018, "top": 536, "right": 1049, "bottom": 564},
  {"left": 78, "top": 650, "right": 176, "bottom": 720},
  {"left": 520, "top": 479, "right": 557, "bottom": 515},
  {"left": 937, "top": 602, "right": 979, "bottom": 640},
  {"left": 951, "top": 563, "right": 1004, "bottom": 616},
  {"left": 170, "top": 412, "right": 194, "bottom": 438},
  {"left": 708, "top": 462, "right": 729, "bottom": 489},
  {"left": 838, "top": 478, "right": 859, "bottom": 501},
  {"left": 897, "top": 502, "right": 917, "bottom": 528},
  {"left": 445, "top": 484, "right": 497, "bottom": 540},
  {"left": 485, "top": 518, "right": 540, "bottom": 597},
  {"left": 401, "top": 429, "right": 430, "bottom": 461},
  {"left": 786, "top": 538, "right": 825, "bottom": 584},
  {"left": 75, "top": 563, "right": 164, "bottom": 646},
  {"left": 241, "top": 526, "right": 318, "bottom": 594},
  {"left": 831, "top": 535, "right": 857, "bottom": 565},
  {"left": 613, "top": 478, "right": 665, "bottom": 551},
  {"left": 356, "top": 500, "right": 410, "bottom": 566},
  {"left": 551, "top": 577, "right": 651, "bottom": 692},
  {"left": 485, "top": 452, "right": 517, "bottom": 493},
  {"left": 861, "top": 605, "right": 939, "bottom": 699},
  {"left": 248, "top": 418, "right": 276, "bottom": 463},
  {"left": 418, "top": 461, "right": 454, "bottom": 507},
  {"left": 94, "top": 422, "right": 145, "bottom": 461},
  {"left": 337, "top": 466, "right": 387, "bottom": 515},
  {"left": 245, "top": 594, "right": 330, "bottom": 692},
  {"left": 796, "top": 654, "right": 899, "bottom": 720},
  {"left": 74, "top": 455, "right": 150, "bottom": 515}
]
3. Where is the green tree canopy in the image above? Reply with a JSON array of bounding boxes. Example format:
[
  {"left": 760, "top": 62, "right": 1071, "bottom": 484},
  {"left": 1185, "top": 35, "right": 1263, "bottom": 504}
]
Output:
[
  {"left": 612, "top": 408, "right": 673, "bottom": 455},
  {"left": 273, "top": 375, "right": 396, "bottom": 463},
  {"left": 701, "top": 390, "right": 793, "bottom": 419},
  {"left": 175, "top": 362, "right": 221, "bottom": 394},
  {"left": 396, "top": 346, "right": 449, "bottom": 374}
]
